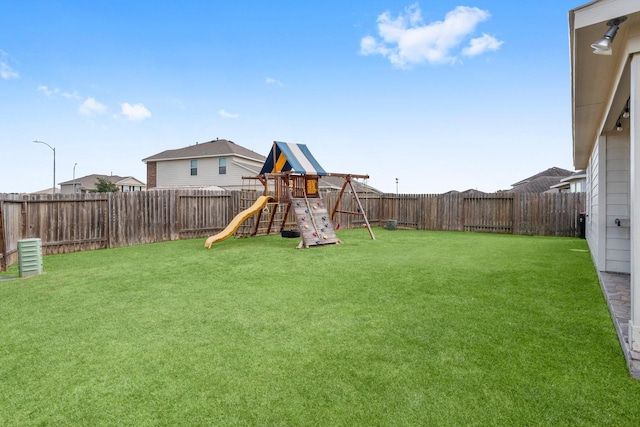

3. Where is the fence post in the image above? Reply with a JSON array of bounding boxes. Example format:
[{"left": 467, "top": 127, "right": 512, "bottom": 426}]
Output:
[
  {"left": 512, "top": 193, "right": 520, "bottom": 235},
  {"left": 106, "top": 192, "right": 112, "bottom": 249},
  {"left": 21, "top": 197, "right": 28, "bottom": 238},
  {"left": 175, "top": 190, "right": 182, "bottom": 240},
  {"left": 175, "top": 189, "right": 181, "bottom": 240},
  {"left": 458, "top": 193, "right": 464, "bottom": 231},
  {"left": 0, "top": 200, "right": 5, "bottom": 272}
]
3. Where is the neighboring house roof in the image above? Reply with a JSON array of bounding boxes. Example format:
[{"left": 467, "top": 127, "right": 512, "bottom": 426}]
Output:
[
  {"left": 510, "top": 167, "right": 572, "bottom": 187},
  {"left": 510, "top": 176, "right": 569, "bottom": 193},
  {"left": 549, "top": 170, "right": 587, "bottom": 191},
  {"left": 59, "top": 174, "right": 145, "bottom": 190},
  {"left": 319, "top": 175, "right": 383, "bottom": 194},
  {"left": 30, "top": 188, "right": 59, "bottom": 195},
  {"left": 260, "top": 141, "right": 327, "bottom": 175},
  {"left": 142, "top": 139, "right": 265, "bottom": 163},
  {"left": 502, "top": 167, "right": 573, "bottom": 193},
  {"left": 443, "top": 189, "right": 487, "bottom": 195}
]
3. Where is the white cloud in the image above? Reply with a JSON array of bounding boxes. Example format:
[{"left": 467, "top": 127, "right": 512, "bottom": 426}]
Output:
[
  {"left": 38, "top": 87, "right": 151, "bottom": 122},
  {"left": 62, "top": 91, "right": 82, "bottom": 100},
  {"left": 37, "top": 85, "right": 58, "bottom": 97},
  {"left": 218, "top": 109, "right": 239, "bottom": 119},
  {"left": 1, "top": 63, "right": 19, "bottom": 79},
  {"left": 79, "top": 97, "right": 107, "bottom": 116},
  {"left": 359, "top": 3, "right": 502, "bottom": 68},
  {"left": 266, "top": 77, "right": 284, "bottom": 87},
  {"left": 38, "top": 85, "right": 82, "bottom": 100},
  {"left": 120, "top": 102, "right": 152, "bottom": 121},
  {"left": 0, "top": 50, "right": 19, "bottom": 79},
  {"left": 462, "top": 33, "right": 504, "bottom": 57}
]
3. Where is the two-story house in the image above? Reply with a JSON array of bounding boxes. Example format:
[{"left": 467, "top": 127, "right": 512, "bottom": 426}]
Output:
[{"left": 142, "top": 139, "right": 266, "bottom": 191}]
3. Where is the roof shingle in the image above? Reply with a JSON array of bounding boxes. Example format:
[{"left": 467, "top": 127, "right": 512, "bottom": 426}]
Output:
[{"left": 142, "top": 139, "right": 265, "bottom": 162}]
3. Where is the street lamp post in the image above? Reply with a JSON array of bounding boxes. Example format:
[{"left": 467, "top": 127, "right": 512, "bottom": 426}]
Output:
[{"left": 33, "top": 140, "right": 56, "bottom": 195}]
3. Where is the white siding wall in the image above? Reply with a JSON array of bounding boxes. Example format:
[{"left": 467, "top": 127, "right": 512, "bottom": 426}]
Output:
[
  {"left": 587, "top": 136, "right": 602, "bottom": 269},
  {"left": 586, "top": 133, "right": 632, "bottom": 274},
  {"left": 157, "top": 159, "right": 202, "bottom": 188},
  {"left": 606, "top": 132, "right": 631, "bottom": 273},
  {"left": 155, "top": 156, "right": 263, "bottom": 189}
]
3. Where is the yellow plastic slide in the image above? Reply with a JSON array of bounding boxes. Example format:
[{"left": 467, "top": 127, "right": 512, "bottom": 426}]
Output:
[{"left": 204, "top": 195, "right": 274, "bottom": 248}]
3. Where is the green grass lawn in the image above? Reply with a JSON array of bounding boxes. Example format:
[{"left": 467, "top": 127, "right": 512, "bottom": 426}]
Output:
[{"left": 1, "top": 228, "right": 640, "bottom": 426}]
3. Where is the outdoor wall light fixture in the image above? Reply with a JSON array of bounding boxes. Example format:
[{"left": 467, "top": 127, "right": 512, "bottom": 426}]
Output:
[
  {"left": 591, "top": 16, "right": 627, "bottom": 55},
  {"left": 615, "top": 97, "right": 631, "bottom": 132},
  {"left": 623, "top": 98, "right": 631, "bottom": 119}
]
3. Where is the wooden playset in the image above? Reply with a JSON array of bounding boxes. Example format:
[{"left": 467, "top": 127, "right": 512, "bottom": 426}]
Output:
[{"left": 204, "top": 141, "right": 374, "bottom": 248}]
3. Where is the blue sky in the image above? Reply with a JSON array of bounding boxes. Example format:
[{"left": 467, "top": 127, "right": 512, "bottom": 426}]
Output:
[{"left": 1, "top": 1, "right": 580, "bottom": 194}]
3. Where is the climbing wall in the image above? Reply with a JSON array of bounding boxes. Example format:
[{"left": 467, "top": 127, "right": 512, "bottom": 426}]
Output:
[{"left": 291, "top": 198, "right": 341, "bottom": 248}]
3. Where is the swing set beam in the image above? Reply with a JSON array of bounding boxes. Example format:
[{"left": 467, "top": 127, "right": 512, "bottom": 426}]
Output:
[{"left": 329, "top": 174, "right": 375, "bottom": 240}]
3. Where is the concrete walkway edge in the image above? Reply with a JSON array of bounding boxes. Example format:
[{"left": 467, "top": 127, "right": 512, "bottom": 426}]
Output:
[{"left": 597, "top": 271, "right": 640, "bottom": 379}]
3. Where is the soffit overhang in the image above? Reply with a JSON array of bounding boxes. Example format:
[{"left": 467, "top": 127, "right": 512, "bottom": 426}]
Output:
[{"left": 570, "top": 0, "right": 640, "bottom": 169}]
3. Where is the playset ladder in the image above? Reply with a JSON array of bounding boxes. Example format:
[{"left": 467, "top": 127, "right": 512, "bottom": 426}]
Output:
[
  {"left": 253, "top": 202, "right": 289, "bottom": 236},
  {"left": 237, "top": 179, "right": 260, "bottom": 236}
]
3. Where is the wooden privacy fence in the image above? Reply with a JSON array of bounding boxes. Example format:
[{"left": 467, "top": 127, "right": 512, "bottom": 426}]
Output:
[
  {"left": 374, "top": 192, "right": 585, "bottom": 236},
  {"left": 0, "top": 190, "right": 585, "bottom": 271},
  {"left": 0, "top": 190, "right": 235, "bottom": 271}
]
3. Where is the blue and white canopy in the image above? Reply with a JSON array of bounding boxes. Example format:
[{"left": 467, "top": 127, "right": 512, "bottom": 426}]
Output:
[{"left": 260, "top": 141, "right": 327, "bottom": 176}]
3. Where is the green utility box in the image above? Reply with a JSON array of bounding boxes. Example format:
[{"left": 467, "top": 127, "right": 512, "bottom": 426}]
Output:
[{"left": 18, "top": 238, "right": 43, "bottom": 278}]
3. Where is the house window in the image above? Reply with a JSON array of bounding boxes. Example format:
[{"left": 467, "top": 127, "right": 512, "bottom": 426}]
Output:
[
  {"left": 219, "top": 158, "right": 227, "bottom": 175},
  {"left": 191, "top": 160, "right": 198, "bottom": 176}
]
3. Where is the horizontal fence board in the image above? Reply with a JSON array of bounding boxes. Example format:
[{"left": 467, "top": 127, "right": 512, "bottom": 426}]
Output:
[{"left": 0, "top": 190, "right": 585, "bottom": 271}]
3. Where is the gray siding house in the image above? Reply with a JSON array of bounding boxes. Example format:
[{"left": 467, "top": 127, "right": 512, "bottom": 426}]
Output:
[
  {"left": 570, "top": 0, "right": 640, "bottom": 375},
  {"left": 142, "top": 139, "right": 266, "bottom": 191}
]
